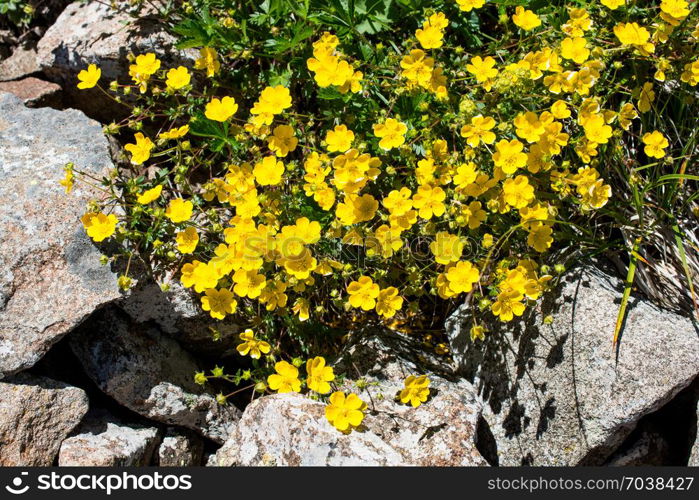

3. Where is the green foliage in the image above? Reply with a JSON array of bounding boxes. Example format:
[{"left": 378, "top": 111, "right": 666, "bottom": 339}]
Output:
[{"left": 0, "top": 0, "right": 33, "bottom": 28}]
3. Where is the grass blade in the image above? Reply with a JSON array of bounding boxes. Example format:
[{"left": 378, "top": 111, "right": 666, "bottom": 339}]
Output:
[{"left": 613, "top": 237, "right": 641, "bottom": 347}]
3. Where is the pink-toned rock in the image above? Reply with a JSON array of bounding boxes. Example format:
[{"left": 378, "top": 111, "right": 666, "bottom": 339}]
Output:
[
  {"left": 0, "top": 77, "right": 62, "bottom": 107},
  {"left": 0, "top": 92, "right": 120, "bottom": 377},
  {"left": 35, "top": 1, "right": 195, "bottom": 119},
  {"left": 211, "top": 376, "right": 487, "bottom": 466},
  {"left": 0, "top": 373, "right": 88, "bottom": 466},
  {"left": 0, "top": 46, "right": 40, "bottom": 81}
]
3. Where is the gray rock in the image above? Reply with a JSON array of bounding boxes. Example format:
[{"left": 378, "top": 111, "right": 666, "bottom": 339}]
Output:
[
  {"left": 157, "top": 427, "right": 204, "bottom": 466},
  {"left": 211, "top": 393, "right": 406, "bottom": 466},
  {"left": 120, "top": 280, "right": 240, "bottom": 356},
  {"left": 213, "top": 330, "right": 486, "bottom": 466},
  {"left": 0, "top": 373, "right": 88, "bottom": 466},
  {"left": 445, "top": 264, "right": 699, "bottom": 465},
  {"left": 58, "top": 410, "right": 160, "bottom": 466},
  {"left": 69, "top": 306, "right": 240, "bottom": 443},
  {"left": 690, "top": 401, "right": 699, "bottom": 466},
  {"left": 0, "top": 92, "right": 120, "bottom": 378},
  {"left": 36, "top": 1, "right": 195, "bottom": 119},
  {"left": 0, "top": 77, "right": 62, "bottom": 107},
  {"left": 336, "top": 330, "right": 486, "bottom": 466}
]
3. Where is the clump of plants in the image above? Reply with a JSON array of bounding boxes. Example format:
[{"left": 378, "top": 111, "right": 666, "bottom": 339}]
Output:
[{"left": 66, "top": 0, "right": 698, "bottom": 429}]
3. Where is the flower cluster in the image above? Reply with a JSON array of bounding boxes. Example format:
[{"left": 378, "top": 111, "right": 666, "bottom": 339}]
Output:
[
  {"left": 70, "top": 0, "right": 697, "bottom": 403},
  {"left": 307, "top": 33, "right": 363, "bottom": 94}
]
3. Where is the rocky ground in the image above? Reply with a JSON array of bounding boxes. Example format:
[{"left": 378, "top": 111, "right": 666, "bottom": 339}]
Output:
[{"left": 1, "top": 1, "right": 698, "bottom": 467}]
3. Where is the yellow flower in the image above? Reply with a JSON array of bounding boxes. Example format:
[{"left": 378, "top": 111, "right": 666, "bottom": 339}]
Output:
[
  {"left": 77, "top": 64, "right": 101, "bottom": 89},
  {"left": 399, "top": 375, "right": 430, "bottom": 407},
  {"left": 470, "top": 325, "right": 486, "bottom": 341},
  {"left": 456, "top": 0, "right": 485, "bottom": 12},
  {"left": 601, "top": 0, "right": 625, "bottom": 9},
  {"left": 253, "top": 156, "right": 285, "bottom": 186},
  {"left": 560, "top": 37, "right": 589, "bottom": 64},
  {"left": 180, "top": 260, "right": 219, "bottom": 293},
  {"left": 194, "top": 47, "right": 220, "bottom": 77},
  {"left": 136, "top": 185, "right": 162, "bottom": 204},
  {"left": 416, "top": 24, "right": 444, "bottom": 50},
  {"left": 375, "top": 287, "right": 403, "bottom": 318},
  {"left": 503, "top": 175, "right": 535, "bottom": 209},
  {"left": 292, "top": 297, "right": 310, "bottom": 321},
  {"left": 165, "top": 66, "right": 191, "bottom": 91},
  {"left": 165, "top": 198, "right": 193, "bottom": 223},
  {"left": 513, "top": 112, "right": 546, "bottom": 143},
  {"left": 461, "top": 200, "right": 487, "bottom": 229},
  {"left": 412, "top": 185, "right": 446, "bottom": 219},
  {"left": 59, "top": 164, "right": 74, "bottom": 193},
  {"left": 373, "top": 118, "right": 407, "bottom": 150},
  {"left": 232, "top": 269, "right": 267, "bottom": 298},
  {"left": 347, "top": 275, "right": 380, "bottom": 310},
  {"left": 445, "top": 260, "right": 480, "bottom": 294},
  {"left": 460, "top": 115, "right": 496, "bottom": 147},
  {"left": 251, "top": 85, "right": 292, "bottom": 116},
  {"left": 527, "top": 222, "right": 554, "bottom": 252},
  {"left": 129, "top": 53, "right": 161, "bottom": 92},
  {"left": 512, "top": 6, "right": 541, "bottom": 31},
  {"left": 336, "top": 194, "right": 379, "bottom": 225},
  {"left": 642, "top": 131, "right": 669, "bottom": 158},
  {"left": 205, "top": 96, "right": 238, "bottom": 122},
  {"left": 550, "top": 100, "right": 571, "bottom": 119},
  {"left": 267, "top": 361, "right": 301, "bottom": 393},
  {"left": 236, "top": 329, "right": 271, "bottom": 359},
  {"left": 614, "top": 22, "right": 654, "bottom": 53},
  {"left": 430, "top": 231, "right": 464, "bottom": 265},
  {"left": 200, "top": 288, "right": 237, "bottom": 320},
  {"left": 638, "top": 82, "right": 655, "bottom": 113},
  {"left": 466, "top": 56, "right": 498, "bottom": 87},
  {"left": 176, "top": 227, "right": 199, "bottom": 254},
  {"left": 325, "top": 392, "right": 366, "bottom": 432},
  {"left": 562, "top": 8, "right": 592, "bottom": 37},
  {"left": 306, "top": 356, "right": 335, "bottom": 394},
  {"left": 267, "top": 124, "right": 298, "bottom": 157},
  {"left": 492, "top": 289, "right": 525, "bottom": 321},
  {"left": 401, "top": 49, "right": 435, "bottom": 87},
  {"left": 382, "top": 187, "right": 413, "bottom": 217},
  {"left": 124, "top": 132, "right": 154, "bottom": 165},
  {"left": 492, "top": 139, "right": 527, "bottom": 174},
  {"left": 582, "top": 114, "right": 612, "bottom": 144},
  {"left": 159, "top": 125, "right": 190, "bottom": 141},
  {"left": 81, "top": 212, "right": 117, "bottom": 242},
  {"left": 660, "top": 0, "right": 690, "bottom": 20},
  {"left": 619, "top": 103, "right": 638, "bottom": 131},
  {"left": 325, "top": 125, "right": 355, "bottom": 153},
  {"left": 426, "top": 12, "right": 448, "bottom": 30}
]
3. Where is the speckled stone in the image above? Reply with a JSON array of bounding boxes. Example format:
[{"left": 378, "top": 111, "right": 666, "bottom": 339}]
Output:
[
  {"left": 0, "top": 373, "right": 88, "bottom": 466},
  {"left": 445, "top": 264, "right": 699, "bottom": 466},
  {"left": 212, "top": 332, "right": 487, "bottom": 466},
  {"left": 69, "top": 306, "right": 240, "bottom": 444},
  {"left": 0, "top": 77, "right": 62, "bottom": 107},
  {"left": 0, "top": 92, "right": 120, "bottom": 378},
  {"left": 59, "top": 410, "right": 160, "bottom": 466},
  {"left": 120, "top": 280, "right": 240, "bottom": 356},
  {"left": 157, "top": 427, "right": 204, "bottom": 466}
]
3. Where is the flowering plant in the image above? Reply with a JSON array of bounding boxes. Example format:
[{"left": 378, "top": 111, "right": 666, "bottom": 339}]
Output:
[{"left": 67, "top": 0, "right": 699, "bottom": 415}]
